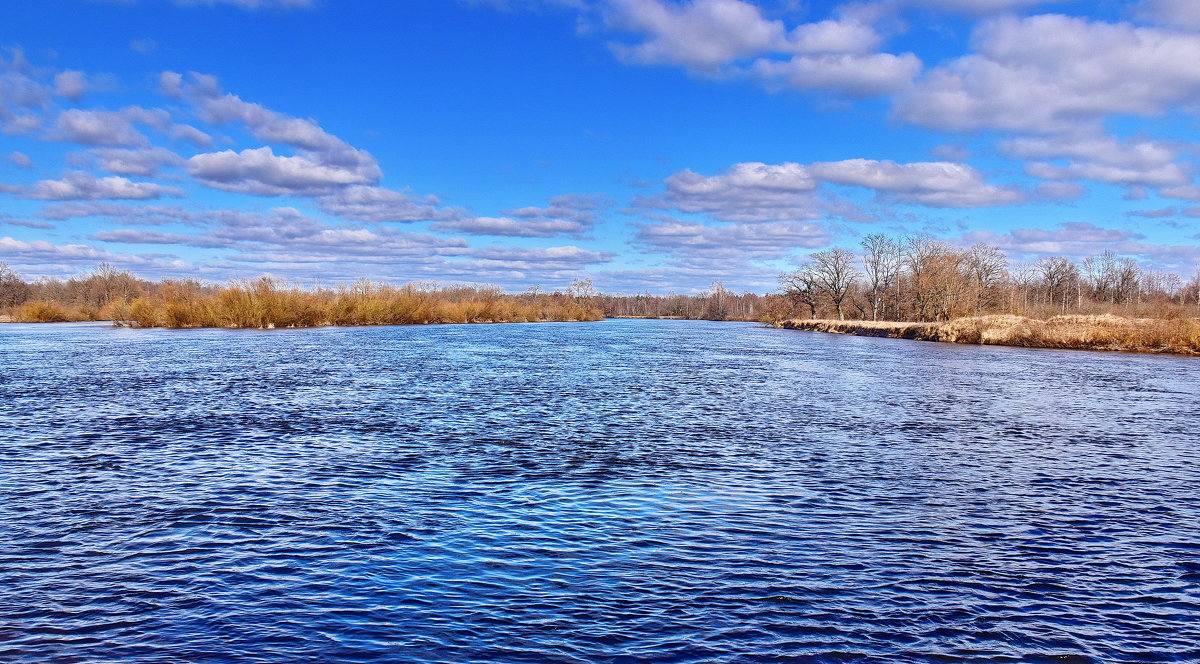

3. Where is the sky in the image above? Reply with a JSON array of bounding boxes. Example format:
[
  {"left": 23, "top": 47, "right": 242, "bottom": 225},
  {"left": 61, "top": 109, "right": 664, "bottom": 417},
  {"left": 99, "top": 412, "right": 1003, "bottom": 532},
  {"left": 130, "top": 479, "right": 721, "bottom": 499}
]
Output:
[{"left": 2, "top": 0, "right": 1200, "bottom": 293}]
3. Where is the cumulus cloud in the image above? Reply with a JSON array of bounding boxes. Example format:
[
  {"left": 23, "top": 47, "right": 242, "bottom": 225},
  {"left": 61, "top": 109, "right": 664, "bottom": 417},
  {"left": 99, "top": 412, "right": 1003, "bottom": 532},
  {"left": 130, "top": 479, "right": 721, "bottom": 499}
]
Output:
[
  {"left": 91, "top": 147, "right": 186, "bottom": 177},
  {"left": 433, "top": 193, "right": 609, "bottom": 237},
  {"left": 463, "top": 245, "right": 614, "bottom": 273},
  {"left": 638, "top": 161, "right": 821, "bottom": 222},
  {"left": 50, "top": 108, "right": 174, "bottom": 147},
  {"left": 0, "top": 236, "right": 186, "bottom": 272},
  {"left": 961, "top": 221, "right": 1200, "bottom": 267},
  {"left": 604, "top": 0, "right": 918, "bottom": 96},
  {"left": 750, "top": 51, "right": 920, "bottom": 97},
  {"left": 53, "top": 70, "right": 88, "bottom": 101},
  {"left": 1000, "top": 134, "right": 1193, "bottom": 189},
  {"left": 315, "top": 185, "right": 457, "bottom": 222},
  {"left": 170, "top": 124, "right": 213, "bottom": 148},
  {"left": 7, "top": 151, "right": 32, "bottom": 168},
  {"left": 90, "top": 207, "right": 470, "bottom": 268},
  {"left": 811, "top": 159, "right": 1027, "bottom": 207},
  {"left": 431, "top": 216, "right": 580, "bottom": 237},
  {"left": 906, "top": 0, "right": 1066, "bottom": 13},
  {"left": 635, "top": 218, "right": 829, "bottom": 261},
  {"left": 642, "top": 159, "right": 1022, "bottom": 220},
  {"left": 607, "top": 0, "right": 785, "bottom": 70},
  {"left": 22, "top": 172, "right": 185, "bottom": 200},
  {"left": 0, "top": 50, "right": 52, "bottom": 134},
  {"left": 36, "top": 201, "right": 200, "bottom": 225},
  {"left": 1138, "top": 0, "right": 1200, "bottom": 30},
  {"left": 164, "top": 73, "right": 383, "bottom": 196},
  {"left": 896, "top": 15, "right": 1200, "bottom": 133},
  {"left": 1024, "top": 161, "right": 1190, "bottom": 188},
  {"left": 187, "top": 146, "right": 378, "bottom": 196}
]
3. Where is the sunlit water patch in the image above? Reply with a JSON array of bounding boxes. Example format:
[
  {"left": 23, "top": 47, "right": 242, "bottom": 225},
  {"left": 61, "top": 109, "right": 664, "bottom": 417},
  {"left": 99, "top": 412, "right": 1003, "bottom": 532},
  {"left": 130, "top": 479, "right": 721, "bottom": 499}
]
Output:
[{"left": 2, "top": 319, "right": 1198, "bottom": 663}]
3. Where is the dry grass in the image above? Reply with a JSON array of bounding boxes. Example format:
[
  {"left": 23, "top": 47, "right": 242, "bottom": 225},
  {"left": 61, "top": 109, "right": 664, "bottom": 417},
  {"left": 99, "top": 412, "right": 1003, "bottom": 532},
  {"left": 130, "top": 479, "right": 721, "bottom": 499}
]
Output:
[
  {"left": 12, "top": 301, "right": 105, "bottom": 323},
  {"left": 779, "top": 314, "right": 1200, "bottom": 355},
  {"left": 107, "top": 278, "right": 603, "bottom": 329}
]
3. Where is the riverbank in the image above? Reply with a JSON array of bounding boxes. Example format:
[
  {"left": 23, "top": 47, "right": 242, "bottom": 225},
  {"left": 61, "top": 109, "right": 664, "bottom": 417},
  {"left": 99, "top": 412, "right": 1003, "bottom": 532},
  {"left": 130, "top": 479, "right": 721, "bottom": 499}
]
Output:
[
  {"left": 777, "top": 315, "right": 1200, "bottom": 355},
  {"left": 4, "top": 280, "right": 602, "bottom": 329}
]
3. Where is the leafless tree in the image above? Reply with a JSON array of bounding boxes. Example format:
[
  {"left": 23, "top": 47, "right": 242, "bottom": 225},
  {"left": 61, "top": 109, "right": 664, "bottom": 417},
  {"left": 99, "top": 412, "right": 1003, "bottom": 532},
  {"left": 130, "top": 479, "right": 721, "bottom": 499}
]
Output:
[
  {"left": 779, "top": 265, "right": 820, "bottom": 319},
  {"left": 0, "top": 262, "right": 30, "bottom": 309},
  {"left": 964, "top": 244, "right": 1007, "bottom": 314},
  {"left": 860, "top": 233, "right": 899, "bottom": 320},
  {"left": 811, "top": 248, "right": 858, "bottom": 320}
]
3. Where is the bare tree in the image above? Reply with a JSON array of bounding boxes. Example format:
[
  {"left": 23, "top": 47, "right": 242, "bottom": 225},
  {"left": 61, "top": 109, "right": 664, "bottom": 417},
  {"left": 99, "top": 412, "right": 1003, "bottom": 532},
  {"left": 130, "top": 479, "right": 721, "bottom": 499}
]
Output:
[
  {"left": 0, "top": 262, "right": 30, "bottom": 309},
  {"left": 964, "top": 244, "right": 1007, "bottom": 314},
  {"left": 860, "top": 234, "right": 899, "bottom": 320},
  {"left": 1036, "top": 256, "right": 1080, "bottom": 313},
  {"left": 810, "top": 248, "right": 858, "bottom": 320},
  {"left": 779, "top": 265, "right": 820, "bottom": 319}
]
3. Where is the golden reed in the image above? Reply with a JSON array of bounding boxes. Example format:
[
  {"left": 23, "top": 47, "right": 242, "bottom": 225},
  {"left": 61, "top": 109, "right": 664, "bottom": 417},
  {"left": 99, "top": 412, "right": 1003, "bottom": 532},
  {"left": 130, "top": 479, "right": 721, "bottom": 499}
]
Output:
[{"left": 778, "top": 314, "right": 1200, "bottom": 355}]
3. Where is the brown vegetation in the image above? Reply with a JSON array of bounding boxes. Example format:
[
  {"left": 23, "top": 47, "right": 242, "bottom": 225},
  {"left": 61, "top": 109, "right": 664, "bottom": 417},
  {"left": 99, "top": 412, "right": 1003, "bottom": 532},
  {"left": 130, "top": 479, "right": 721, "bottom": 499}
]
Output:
[
  {"left": 779, "top": 315, "right": 1200, "bottom": 355},
  {"left": 108, "top": 278, "right": 602, "bottom": 329},
  {"left": 778, "top": 234, "right": 1200, "bottom": 324},
  {"left": 0, "top": 262, "right": 601, "bottom": 329}
]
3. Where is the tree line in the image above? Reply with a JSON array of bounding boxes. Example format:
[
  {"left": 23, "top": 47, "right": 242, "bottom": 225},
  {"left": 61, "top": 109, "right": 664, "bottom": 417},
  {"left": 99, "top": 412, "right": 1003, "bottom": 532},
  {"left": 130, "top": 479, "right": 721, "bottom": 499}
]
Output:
[
  {"left": 3, "top": 241, "right": 1199, "bottom": 326},
  {"left": 778, "top": 235, "right": 1200, "bottom": 322}
]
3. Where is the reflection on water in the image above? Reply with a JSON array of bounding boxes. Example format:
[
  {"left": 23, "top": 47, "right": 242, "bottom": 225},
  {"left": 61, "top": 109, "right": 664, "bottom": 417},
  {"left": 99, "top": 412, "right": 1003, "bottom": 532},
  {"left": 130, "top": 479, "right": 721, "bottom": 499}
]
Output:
[{"left": 1, "top": 319, "right": 1198, "bottom": 663}]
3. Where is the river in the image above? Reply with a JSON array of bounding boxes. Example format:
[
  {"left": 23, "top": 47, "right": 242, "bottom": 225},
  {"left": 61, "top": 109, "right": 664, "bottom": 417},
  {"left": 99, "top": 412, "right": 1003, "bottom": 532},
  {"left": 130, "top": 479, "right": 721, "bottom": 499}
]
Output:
[{"left": 2, "top": 319, "right": 1197, "bottom": 662}]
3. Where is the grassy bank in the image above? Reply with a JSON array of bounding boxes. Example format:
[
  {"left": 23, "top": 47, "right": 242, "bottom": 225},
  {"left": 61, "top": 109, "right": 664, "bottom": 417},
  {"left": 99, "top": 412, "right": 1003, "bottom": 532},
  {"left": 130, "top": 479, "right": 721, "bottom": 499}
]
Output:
[
  {"left": 8, "top": 278, "right": 602, "bottom": 329},
  {"left": 778, "top": 315, "right": 1200, "bottom": 355}
]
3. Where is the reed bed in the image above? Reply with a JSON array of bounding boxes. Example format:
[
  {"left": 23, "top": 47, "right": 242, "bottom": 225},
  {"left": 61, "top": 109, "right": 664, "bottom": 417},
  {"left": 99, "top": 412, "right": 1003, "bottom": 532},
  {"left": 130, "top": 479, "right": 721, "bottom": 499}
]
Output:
[
  {"left": 104, "top": 278, "right": 602, "bottom": 329},
  {"left": 779, "top": 314, "right": 1200, "bottom": 355}
]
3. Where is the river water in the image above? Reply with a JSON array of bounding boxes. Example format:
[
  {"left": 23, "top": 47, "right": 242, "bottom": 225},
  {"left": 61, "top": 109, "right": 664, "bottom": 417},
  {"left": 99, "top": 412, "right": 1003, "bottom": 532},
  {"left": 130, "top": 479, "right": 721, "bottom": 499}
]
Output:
[{"left": 1, "top": 319, "right": 1198, "bottom": 663}]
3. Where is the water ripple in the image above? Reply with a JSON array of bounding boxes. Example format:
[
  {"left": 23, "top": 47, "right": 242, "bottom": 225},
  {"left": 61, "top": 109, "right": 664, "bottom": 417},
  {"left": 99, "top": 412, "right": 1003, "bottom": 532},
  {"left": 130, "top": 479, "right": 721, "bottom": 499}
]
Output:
[{"left": 2, "top": 320, "right": 1198, "bottom": 663}]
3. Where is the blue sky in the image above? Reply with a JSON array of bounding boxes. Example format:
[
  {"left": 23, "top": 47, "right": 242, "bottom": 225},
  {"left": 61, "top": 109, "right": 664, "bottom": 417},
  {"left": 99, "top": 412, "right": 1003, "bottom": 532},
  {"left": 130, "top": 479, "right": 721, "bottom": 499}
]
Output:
[{"left": 2, "top": 0, "right": 1199, "bottom": 293}]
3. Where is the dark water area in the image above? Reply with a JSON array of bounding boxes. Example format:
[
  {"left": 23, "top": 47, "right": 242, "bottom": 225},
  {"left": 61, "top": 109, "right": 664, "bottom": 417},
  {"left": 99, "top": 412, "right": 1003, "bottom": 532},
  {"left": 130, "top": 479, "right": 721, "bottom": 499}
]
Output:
[{"left": 2, "top": 319, "right": 1198, "bottom": 663}]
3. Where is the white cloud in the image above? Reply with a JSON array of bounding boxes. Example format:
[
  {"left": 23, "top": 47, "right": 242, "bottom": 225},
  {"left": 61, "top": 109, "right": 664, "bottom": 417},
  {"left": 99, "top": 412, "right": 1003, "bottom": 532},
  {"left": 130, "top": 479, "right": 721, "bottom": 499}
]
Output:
[
  {"left": 907, "top": 0, "right": 1065, "bottom": 13},
  {"left": 53, "top": 70, "right": 88, "bottom": 101},
  {"left": 91, "top": 147, "right": 186, "bottom": 177},
  {"left": 187, "top": 146, "right": 379, "bottom": 196},
  {"left": 433, "top": 193, "right": 609, "bottom": 237},
  {"left": 607, "top": 0, "right": 785, "bottom": 69},
  {"left": 50, "top": 108, "right": 173, "bottom": 147},
  {"left": 961, "top": 221, "right": 1200, "bottom": 268},
  {"left": 1137, "top": 0, "right": 1200, "bottom": 30},
  {"left": 788, "top": 19, "right": 882, "bottom": 55},
  {"left": 635, "top": 218, "right": 829, "bottom": 260},
  {"left": 36, "top": 202, "right": 199, "bottom": 225},
  {"left": 1000, "top": 134, "right": 1181, "bottom": 171},
  {"left": 0, "top": 236, "right": 186, "bottom": 272},
  {"left": 604, "top": 1, "right": 917, "bottom": 97},
  {"left": 7, "top": 151, "right": 32, "bottom": 168},
  {"left": 1, "top": 50, "right": 52, "bottom": 135},
  {"left": 896, "top": 15, "right": 1200, "bottom": 133},
  {"left": 431, "top": 216, "right": 589, "bottom": 238},
  {"left": 159, "top": 71, "right": 184, "bottom": 99},
  {"left": 23, "top": 172, "right": 184, "bottom": 200},
  {"left": 639, "top": 161, "right": 822, "bottom": 222},
  {"left": 1024, "top": 161, "right": 1190, "bottom": 188},
  {"left": 170, "top": 124, "right": 213, "bottom": 148},
  {"left": 314, "top": 185, "right": 456, "bottom": 222},
  {"left": 645, "top": 159, "right": 1023, "bottom": 219},
  {"left": 750, "top": 51, "right": 920, "bottom": 97},
  {"left": 463, "top": 245, "right": 614, "bottom": 273}
]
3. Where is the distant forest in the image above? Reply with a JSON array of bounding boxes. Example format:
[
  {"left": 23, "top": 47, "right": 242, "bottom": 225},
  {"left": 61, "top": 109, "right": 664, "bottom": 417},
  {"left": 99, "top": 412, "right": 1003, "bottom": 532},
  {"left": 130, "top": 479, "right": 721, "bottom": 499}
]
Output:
[{"left": 2, "top": 233, "right": 1199, "bottom": 326}]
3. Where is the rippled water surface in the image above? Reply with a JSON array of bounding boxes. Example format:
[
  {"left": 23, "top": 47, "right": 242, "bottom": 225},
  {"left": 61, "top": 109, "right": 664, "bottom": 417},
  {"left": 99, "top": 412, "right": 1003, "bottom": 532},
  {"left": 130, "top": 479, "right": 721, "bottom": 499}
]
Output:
[{"left": 2, "top": 319, "right": 1199, "bottom": 663}]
